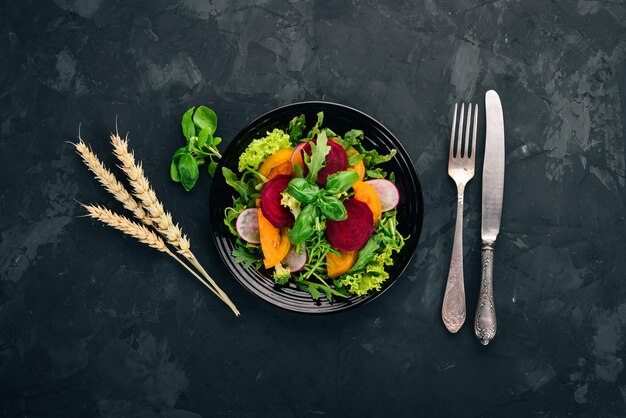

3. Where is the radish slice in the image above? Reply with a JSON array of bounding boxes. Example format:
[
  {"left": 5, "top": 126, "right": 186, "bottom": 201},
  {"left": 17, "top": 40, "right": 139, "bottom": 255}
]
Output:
[
  {"left": 235, "top": 208, "right": 260, "bottom": 244},
  {"left": 282, "top": 245, "right": 307, "bottom": 272},
  {"left": 365, "top": 179, "right": 400, "bottom": 212},
  {"left": 290, "top": 142, "right": 307, "bottom": 173}
]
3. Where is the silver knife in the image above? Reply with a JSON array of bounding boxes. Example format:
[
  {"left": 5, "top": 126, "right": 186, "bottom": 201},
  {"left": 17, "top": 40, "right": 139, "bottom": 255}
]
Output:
[{"left": 474, "top": 90, "right": 505, "bottom": 345}]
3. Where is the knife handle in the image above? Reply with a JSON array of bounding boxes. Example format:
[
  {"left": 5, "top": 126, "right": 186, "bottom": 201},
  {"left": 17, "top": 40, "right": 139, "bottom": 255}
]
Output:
[{"left": 475, "top": 241, "right": 497, "bottom": 345}]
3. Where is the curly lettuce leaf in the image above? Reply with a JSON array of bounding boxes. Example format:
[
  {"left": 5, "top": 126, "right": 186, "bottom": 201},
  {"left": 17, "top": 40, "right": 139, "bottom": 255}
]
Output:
[
  {"left": 338, "top": 213, "right": 406, "bottom": 296},
  {"left": 238, "top": 128, "right": 291, "bottom": 172}
]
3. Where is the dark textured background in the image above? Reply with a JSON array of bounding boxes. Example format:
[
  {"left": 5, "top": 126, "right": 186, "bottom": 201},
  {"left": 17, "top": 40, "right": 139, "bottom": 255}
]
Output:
[{"left": 1, "top": 1, "right": 625, "bottom": 417}]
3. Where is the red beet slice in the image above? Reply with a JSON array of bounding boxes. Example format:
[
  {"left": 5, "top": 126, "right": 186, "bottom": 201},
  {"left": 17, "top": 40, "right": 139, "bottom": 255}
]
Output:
[
  {"left": 297, "top": 139, "right": 348, "bottom": 186},
  {"left": 260, "top": 174, "right": 295, "bottom": 228},
  {"left": 326, "top": 199, "right": 374, "bottom": 251}
]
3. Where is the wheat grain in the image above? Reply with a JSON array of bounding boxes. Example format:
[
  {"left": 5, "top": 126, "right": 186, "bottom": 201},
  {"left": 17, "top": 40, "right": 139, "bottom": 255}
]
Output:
[
  {"left": 82, "top": 204, "right": 166, "bottom": 251},
  {"left": 74, "top": 139, "right": 152, "bottom": 226},
  {"left": 110, "top": 133, "right": 191, "bottom": 255}
]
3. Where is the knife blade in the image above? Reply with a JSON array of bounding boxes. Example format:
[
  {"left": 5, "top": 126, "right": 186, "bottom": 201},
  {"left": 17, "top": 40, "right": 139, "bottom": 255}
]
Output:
[
  {"left": 481, "top": 90, "right": 505, "bottom": 242},
  {"left": 475, "top": 90, "right": 505, "bottom": 345}
]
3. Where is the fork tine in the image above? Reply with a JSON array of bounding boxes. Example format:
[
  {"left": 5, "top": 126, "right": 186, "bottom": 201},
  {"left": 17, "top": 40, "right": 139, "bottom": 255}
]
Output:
[
  {"left": 471, "top": 103, "right": 478, "bottom": 159},
  {"left": 464, "top": 103, "right": 472, "bottom": 158},
  {"left": 456, "top": 103, "right": 465, "bottom": 158},
  {"left": 449, "top": 103, "right": 457, "bottom": 158}
]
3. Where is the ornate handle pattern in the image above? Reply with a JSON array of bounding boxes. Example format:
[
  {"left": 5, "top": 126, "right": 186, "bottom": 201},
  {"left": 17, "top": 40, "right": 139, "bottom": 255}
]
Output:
[
  {"left": 475, "top": 242, "right": 497, "bottom": 345},
  {"left": 442, "top": 186, "right": 466, "bottom": 333}
]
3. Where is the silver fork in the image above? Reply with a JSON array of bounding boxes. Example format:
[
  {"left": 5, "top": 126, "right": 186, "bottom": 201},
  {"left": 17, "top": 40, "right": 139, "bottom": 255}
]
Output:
[{"left": 442, "top": 102, "right": 478, "bottom": 333}]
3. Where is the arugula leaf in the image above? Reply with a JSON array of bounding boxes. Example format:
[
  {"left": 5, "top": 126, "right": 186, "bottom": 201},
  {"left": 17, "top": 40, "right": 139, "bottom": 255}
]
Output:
[
  {"left": 306, "top": 112, "right": 324, "bottom": 140},
  {"left": 365, "top": 168, "right": 388, "bottom": 179},
  {"left": 305, "top": 131, "right": 331, "bottom": 184},
  {"left": 288, "top": 114, "right": 306, "bottom": 142},
  {"left": 293, "top": 163, "right": 304, "bottom": 178},
  {"left": 356, "top": 146, "right": 397, "bottom": 168},
  {"left": 308, "top": 284, "right": 321, "bottom": 300},
  {"left": 341, "top": 129, "right": 364, "bottom": 150},
  {"left": 224, "top": 200, "right": 245, "bottom": 236},
  {"left": 232, "top": 245, "right": 261, "bottom": 268},
  {"left": 347, "top": 148, "right": 365, "bottom": 166},
  {"left": 349, "top": 236, "right": 381, "bottom": 272},
  {"left": 323, "top": 128, "right": 337, "bottom": 138},
  {"left": 368, "top": 148, "right": 397, "bottom": 166},
  {"left": 222, "top": 167, "right": 256, "bottom": 198}
]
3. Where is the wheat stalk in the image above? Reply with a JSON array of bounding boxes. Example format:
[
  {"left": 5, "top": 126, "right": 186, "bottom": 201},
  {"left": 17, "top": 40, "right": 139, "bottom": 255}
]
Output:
[
  {"left": 81, "top": 204, "right": 225, "bottom": 302},
  {"left": 74, "top": 139, "right": 152, "bottom": 226},
  {"left": 110, "top": 132, "right": 240, "bottom": 316}
]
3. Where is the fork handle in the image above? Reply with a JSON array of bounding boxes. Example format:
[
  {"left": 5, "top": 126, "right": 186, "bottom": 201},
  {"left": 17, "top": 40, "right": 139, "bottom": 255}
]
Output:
[
  {"left": 442, "top": 185, "right": 466, "bottom": 333},
  {"left": 475, "top": 241, "right": 497, "bottom": 345}
]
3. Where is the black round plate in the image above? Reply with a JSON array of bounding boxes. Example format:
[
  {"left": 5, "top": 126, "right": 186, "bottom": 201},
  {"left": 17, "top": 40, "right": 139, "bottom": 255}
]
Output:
[{"left": 210, "top": 101, "right": 423, "bottom": 313}]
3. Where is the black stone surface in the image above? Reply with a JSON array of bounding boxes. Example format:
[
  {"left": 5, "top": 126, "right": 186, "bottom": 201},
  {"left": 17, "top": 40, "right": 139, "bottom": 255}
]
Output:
[{"left": 1, "top": 1, "right": 625, "bottom": 417}]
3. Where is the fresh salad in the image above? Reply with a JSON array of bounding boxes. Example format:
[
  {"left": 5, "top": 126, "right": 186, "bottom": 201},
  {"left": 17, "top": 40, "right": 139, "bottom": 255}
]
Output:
[{"left": 222, "top": 112, "right": 407, "bottom": 301}]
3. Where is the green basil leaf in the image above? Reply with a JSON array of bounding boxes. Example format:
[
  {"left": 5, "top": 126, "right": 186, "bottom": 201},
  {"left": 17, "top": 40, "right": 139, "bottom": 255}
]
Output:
[
  {"left": 288, "top": 114, "right": 306, "bottom": 142},
  {"left": 178, "top": 153, "right": 199, "bottom": 191},
  {"left": 208, "top": 161, "right": 218, "bottom": 177},
  {"left": 182, "top": 107, "right": 195, "bottom": 141},
  {"left": 193, "top": 106, "right": 217, "bottom": 135},
  {"left": 170, "top": 147, "right": 189, "bottom": 182},
  {"left": 289, "top": 204, "right": 318, "bottom": 245},
  {"left": 197, "top": 128, "right": 210, "bottom": 148},
  {"left": 325, "top": 170, "right": 359, "bottom": 195},
  {"left": 318, "top": 195, "right": 347, "bottom": 221},
  {"left": 287, "top": 178, "right": 320, "bottom": 204},
  {"left": 170, "top": 160, "right": 181, "bottom": 182},
  {"left": 172, "top": 146, "right": 189, "bottom": 161},
  {"left": 213, "top": 136, "right": 222, "bottom": 146},
  {"left": 349, "top": 236, "right": 381, "bottom": 272}
]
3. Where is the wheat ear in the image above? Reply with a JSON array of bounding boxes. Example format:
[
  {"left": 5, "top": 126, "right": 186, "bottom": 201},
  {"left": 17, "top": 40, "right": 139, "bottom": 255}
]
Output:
[
  {"left": 110, "top": 132, "right": 240, "bottom": 316},
  {"left": 74, "top": 139, "right": 152, "bottom": 226},
  {"left": 81, "top": 204, "right": 223, "bottom": 301}
]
